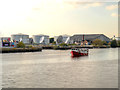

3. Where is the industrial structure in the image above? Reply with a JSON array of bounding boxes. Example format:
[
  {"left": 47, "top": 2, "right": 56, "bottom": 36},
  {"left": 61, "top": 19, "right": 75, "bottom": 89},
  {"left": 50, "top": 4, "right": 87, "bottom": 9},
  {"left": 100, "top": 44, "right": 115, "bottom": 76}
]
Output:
[
  {"left": 11, "top": 33, "right": 29, "bottom": 44},
  {"left": 70, "top": 34, "right": 110, "bottom": 45},
  {"left": 0, "top": 37, "right": 11, "bottom": 41},
  {"left": 114, "top": 37, "right": 120, "bottom": 41},
  {"left": 54, "top": 35, "right": 71, "bottom": 44},
  {"left": 0, "top": 37, "right": 11, "bottom": 47},
  {"left": 62, "top": 35, "right": 71, "bottom": 44},
  {"left": 29, "top": 38, "right": 33, "bottom": 44},
  {"left": 0, "top": 33, "right": 112, "bottom": 46},
  {"left": 32, "top": 34, "right": 49, "bottom": 45}
]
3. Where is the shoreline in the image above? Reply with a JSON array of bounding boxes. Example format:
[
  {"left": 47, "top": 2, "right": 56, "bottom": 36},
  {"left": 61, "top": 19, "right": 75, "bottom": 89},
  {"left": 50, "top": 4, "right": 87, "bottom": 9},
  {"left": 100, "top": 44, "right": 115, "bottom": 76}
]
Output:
[
  {"left": 1, "top": 46, "right": 118, "bottom": 53},
  {"left": 1, "top": 48, "right": 42, "bottom": 53},
  {"left": 42, "top": 46, "right": 110, "bottom": 50}
]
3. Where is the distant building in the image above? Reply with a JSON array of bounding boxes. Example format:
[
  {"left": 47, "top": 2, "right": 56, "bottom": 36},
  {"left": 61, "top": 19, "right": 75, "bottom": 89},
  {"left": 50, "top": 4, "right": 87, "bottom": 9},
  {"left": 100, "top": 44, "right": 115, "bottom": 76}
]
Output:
[
  {"left": 114, "top": 37, "right": 120, "bottom": 41},
  {"left": 0, "top": 37, "right": 11, "bottom": 42},
  {"left": 0, "top": 37, "right": 11, "bottom": 47},
  {"left": 29, "top": 38, "right": 33, "bottom": 44},
  {"left": 11, "top": 33, "right": 29, "bottom": 44},
  {"left": 80, "top": 40, "right": 89, "bottom": 45},
  {"left": 56, "top": 35, "right": 63, "bottom": 44},
  {"left": 49, "top": 38, "right": 54, "bottom": 43},
  {"left": 62, "top": 35, "right": 71, "bottom": 44},
  {"left": 54, "top": 35, "right": 71, "bottom": 44},
  {"left": 54, "top": 36, "right": 59, "bottom": 43},
  {"left": 0, "top": 37, "right": 17, "bottom": 47},
  {"left": 32, "top": 34, "right": 49, "bottom": 45},
  {"left": 70, "top": 34, "right": 110, "bottom": 44}
]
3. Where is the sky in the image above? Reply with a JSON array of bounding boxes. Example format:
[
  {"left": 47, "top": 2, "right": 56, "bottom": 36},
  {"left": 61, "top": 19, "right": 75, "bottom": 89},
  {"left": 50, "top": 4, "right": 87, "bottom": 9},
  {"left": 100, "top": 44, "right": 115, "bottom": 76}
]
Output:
[{"left": 0, "top": 0, "right": 119, "bottom": 38}]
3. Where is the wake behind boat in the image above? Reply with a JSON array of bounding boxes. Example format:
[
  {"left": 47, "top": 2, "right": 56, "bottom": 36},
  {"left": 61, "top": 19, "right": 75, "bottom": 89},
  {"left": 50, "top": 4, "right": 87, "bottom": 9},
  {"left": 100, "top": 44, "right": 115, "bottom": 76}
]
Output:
[{"left": 71, "top": 48, "right": 89, "bottom": 57}]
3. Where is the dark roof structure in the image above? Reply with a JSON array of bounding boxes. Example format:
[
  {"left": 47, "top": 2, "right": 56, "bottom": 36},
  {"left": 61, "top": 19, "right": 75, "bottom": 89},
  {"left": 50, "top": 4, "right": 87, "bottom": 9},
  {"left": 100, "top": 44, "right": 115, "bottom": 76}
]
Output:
[{"left": 70, "top": 34, "right": 110, "bottom": 42}]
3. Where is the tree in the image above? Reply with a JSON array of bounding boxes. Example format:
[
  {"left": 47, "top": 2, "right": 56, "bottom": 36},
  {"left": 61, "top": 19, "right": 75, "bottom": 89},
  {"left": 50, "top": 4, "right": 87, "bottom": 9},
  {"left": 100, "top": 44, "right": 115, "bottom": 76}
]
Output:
[
  {"left": 111, "top": 40, "right": 117, "bottom": 47},
  {"left": 102, "top": 41, "right": 108, "bottom": 45},
  {"left": 92, "top": 39, "right": 103, "bottom": 46},
  {"left": 108, "top": 42, "right": 111, "bottom": 45},
  {"left": 117, "top": 40, "right": 120, "bottom": 47},
  {"left": 17, "top": 41, "right": 25, "bottom": 48}
]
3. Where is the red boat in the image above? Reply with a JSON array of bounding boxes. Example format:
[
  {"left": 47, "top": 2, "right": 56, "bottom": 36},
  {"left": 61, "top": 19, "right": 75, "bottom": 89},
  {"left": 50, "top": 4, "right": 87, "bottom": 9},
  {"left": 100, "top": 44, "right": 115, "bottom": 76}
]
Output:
[{"left": 71, "top": 48, "right": 88, "bottom": 57}]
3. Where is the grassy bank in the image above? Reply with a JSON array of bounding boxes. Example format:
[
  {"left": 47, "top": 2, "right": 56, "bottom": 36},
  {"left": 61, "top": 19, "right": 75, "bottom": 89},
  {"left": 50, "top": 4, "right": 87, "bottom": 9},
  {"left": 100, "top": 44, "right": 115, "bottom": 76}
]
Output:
[
  {"left": 1, "top": 47, "right": 42, "bottom": 53},
  {"left": 42, "top": 45, "right": 111, "bottom": 50},
  {"left": 0, "top": 45, "right": 113, "bottom": 53}
]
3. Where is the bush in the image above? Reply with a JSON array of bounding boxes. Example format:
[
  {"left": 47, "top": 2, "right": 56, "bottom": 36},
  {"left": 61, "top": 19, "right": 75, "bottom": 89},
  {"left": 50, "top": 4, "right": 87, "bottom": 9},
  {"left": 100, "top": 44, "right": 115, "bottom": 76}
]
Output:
[
  {"left": 92, "top": 39, "right": 103, "bottom": 46},
  {"left": 108, "top": 42, "right": 111, "bottom": 45},
  {"left": 68, "top": 44, "right": 76, "bottom": 46},
  {"left": 53, "top": 46, "right": 58, "bottom": 49},
  {"left": 52, "top": 41, "right": 56, "bottom": 45},
  {"left": 118, "top": 40, "right": 120, "bottom": 47},
  {"left": 17, "top": 42, "right": 25, "bottom": 48},
  {"left": 26, "top": 45, "right": 33, "bottom": 48},
  {"left": 59, "top": 43, "right": 68, "bottom": 46},
  {"left": 102, "top": 41, "right": 108, "bottom": 45},
  {"left": 111, "top": 40, "right": 117, "bottom": 47}
]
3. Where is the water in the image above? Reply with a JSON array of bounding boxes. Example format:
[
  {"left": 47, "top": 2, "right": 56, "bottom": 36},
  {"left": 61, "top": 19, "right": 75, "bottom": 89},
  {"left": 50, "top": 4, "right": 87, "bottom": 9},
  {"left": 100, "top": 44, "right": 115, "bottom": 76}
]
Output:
[{"left": 2, "top": 48, "right": 118, "bottom": 88}]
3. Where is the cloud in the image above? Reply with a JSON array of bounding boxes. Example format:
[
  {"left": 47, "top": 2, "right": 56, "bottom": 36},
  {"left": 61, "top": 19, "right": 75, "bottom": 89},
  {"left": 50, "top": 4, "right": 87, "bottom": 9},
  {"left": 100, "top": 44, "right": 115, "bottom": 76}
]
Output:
[
  {"left": 106, "top": 5, "right": 118, "bottom": 10},
  {"left": 64, "top": 2, "right": 103, "bottom": 9},
  {"left": 31, "top": 1, "right": 104, "bottom": 14},
  {"left": 83, "top": 2, "right": 103, "bottom": 8},
  {"left": 32, "top": 8, "right": 41, "bottom": 11},
  {"left": 26, "top": 17, "right": 35, "bottom": 22},
  {"left": 111, "top": 13, "right": 118, "bottom": 17}
]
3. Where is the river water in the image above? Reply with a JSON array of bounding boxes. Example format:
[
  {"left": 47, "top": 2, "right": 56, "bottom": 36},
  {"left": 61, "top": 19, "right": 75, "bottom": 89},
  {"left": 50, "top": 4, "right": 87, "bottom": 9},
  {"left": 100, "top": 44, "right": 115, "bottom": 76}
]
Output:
[{"left": 2, "top": 48, "right": 118, "bottom": 88}]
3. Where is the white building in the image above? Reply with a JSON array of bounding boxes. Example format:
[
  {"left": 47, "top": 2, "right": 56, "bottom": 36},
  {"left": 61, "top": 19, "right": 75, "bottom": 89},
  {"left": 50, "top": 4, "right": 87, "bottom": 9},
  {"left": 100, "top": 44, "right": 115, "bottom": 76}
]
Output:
[
  {"left": 33, "top": 34, "right": 49, "bottom": 45},
  {"left": 11, "top": 33, "right": 29, "bottom": 44},
  {"left": 54, "top": 35, "right": 71, "bottom": 44},
  {"left": 54, "top": 36, "right": 59, "bottom": 43},
  {"left": 62, "top": 35, "right": 71, "bottom": 44},
  {"left": 114, "top": 37, "right": 120, "bottom": 41}
]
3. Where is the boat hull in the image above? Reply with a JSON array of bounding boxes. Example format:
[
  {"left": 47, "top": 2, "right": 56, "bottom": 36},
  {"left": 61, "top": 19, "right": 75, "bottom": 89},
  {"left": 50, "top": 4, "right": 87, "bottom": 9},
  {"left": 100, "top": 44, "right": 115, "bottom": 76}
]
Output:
[{"left": 71, "top": 51, "right": 88, "bottom": 57}]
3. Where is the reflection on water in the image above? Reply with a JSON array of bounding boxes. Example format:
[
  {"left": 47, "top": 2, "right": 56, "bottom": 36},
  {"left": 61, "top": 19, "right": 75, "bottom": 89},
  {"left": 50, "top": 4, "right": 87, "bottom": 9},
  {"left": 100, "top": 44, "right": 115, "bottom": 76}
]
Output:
[{"left": 2, "top": 48, "right": 118, "bottom": 88}]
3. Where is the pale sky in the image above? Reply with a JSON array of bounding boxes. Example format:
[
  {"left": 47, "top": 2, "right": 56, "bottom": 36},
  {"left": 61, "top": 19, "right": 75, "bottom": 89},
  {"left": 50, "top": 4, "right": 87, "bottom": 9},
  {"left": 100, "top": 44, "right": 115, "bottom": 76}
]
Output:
[{"left": 0, "top": 0, "right": 119, "bottom": 38}]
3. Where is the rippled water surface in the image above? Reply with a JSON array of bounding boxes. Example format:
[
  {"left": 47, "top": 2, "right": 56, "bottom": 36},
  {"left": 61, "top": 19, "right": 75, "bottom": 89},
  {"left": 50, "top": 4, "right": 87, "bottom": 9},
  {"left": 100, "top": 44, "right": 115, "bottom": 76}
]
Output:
[{"left": 2, "top": 48, "right": 118, "bottom": 88}]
